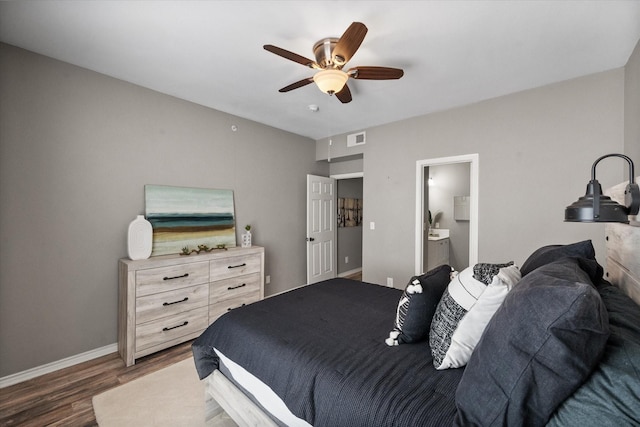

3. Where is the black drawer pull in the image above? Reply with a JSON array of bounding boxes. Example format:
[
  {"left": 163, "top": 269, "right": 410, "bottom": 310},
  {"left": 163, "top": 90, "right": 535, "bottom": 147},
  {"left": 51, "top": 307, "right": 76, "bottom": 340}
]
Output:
[
  {"left": 227, "top": 303, "right": 247, "bottom": 312},
  {"left": 228, "top": 283, "right": 247, "bottom": 290},
  {"left": 162, "top": 321, "right": 188, "bottom": 331},
  {"left": 163, "top": 273, "right": 189, "bottom": 281},
  {"left": 163, "top": 297, "right": 189, "bottom": 306},
  {"left": 228, "top": 263, "right": 246, "bottom": 269}
]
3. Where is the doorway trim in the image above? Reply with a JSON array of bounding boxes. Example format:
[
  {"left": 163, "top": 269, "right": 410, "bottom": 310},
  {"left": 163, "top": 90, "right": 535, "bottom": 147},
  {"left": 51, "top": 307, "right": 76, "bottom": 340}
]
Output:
[
  {"left": 330, "top": 172, "right": 364, "bottom": 180},
  {"left": 415, "top": 154, "right": 479, "bottom": 275}
]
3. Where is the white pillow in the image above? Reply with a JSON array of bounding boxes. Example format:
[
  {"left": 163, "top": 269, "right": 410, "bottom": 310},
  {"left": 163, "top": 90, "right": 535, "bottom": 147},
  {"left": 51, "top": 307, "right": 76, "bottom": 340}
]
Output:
[{"left": 429, "top": 264, "right": 521, "bottom": 370}]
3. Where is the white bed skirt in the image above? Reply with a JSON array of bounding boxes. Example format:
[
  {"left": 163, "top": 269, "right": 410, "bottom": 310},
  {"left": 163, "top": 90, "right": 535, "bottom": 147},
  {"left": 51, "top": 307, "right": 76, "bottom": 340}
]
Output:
[{"left": 207, "top": 348, "right": 311, "bottom": 427}]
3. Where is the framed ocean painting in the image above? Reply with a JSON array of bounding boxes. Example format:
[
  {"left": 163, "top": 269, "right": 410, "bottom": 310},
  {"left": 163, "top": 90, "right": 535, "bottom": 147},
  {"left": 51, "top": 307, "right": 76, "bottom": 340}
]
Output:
[{"left": 145, "top": 185, "right": 236, "bottom": 256}]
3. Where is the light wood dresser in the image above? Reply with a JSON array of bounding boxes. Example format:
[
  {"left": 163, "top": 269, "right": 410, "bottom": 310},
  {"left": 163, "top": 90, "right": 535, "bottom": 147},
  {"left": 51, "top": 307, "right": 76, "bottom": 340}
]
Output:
[{"left": 118, "top": 246, "right": 264, "bottom": 366}]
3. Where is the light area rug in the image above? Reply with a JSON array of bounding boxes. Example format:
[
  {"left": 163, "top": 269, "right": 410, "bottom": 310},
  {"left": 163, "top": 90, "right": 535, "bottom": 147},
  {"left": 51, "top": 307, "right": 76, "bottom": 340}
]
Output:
[{"left": 93, "top": 357, "right": 236, "bottom": 427}]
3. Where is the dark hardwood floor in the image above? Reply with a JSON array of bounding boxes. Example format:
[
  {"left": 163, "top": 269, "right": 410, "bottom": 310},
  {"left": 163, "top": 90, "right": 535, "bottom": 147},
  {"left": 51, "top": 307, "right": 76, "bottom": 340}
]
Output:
[
  {"left": 345, "top": 270, "right": 362, "bottom": 281},
  {"left": 1, "top": 274, "right": 364, "bottom": 426},
  {"left": 0, "top": 341, "right": 193, "bottom": 426}
]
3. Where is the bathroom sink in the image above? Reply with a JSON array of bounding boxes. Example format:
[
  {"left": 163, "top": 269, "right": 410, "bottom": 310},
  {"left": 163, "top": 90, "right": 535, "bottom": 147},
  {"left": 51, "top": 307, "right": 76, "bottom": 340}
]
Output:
[{"left": 427, "top": 228, "right": 449, "bottom": 241}]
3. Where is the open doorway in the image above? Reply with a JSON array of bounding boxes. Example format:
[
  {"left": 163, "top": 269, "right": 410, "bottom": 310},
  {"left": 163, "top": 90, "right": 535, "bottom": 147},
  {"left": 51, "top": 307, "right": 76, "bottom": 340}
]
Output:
[
  {"left": 332, "top": 173, "right": 364, "bottom": 279},
  {"left": 425, "top": 163, "right": 470, "bottom": 271},
  {"left": 415, "top": 154, "right": 479, "bottom": 275}
]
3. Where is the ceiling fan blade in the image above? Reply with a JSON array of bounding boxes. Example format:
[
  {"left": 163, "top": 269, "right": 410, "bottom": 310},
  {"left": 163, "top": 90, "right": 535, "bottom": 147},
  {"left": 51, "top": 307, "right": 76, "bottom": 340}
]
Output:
[
  {"left": 333, "top": 22, "right": 368, "bottom": 66},
  {"left": 264, "top": 45, "right": 319, "bottom": 68},
  {"left": 335, "top": 84, "right": 352, "bottom": 104},
  {"left": 279, "top": 77, "right": 314, "bottom": 92},
  {"left": 348, "top": 66, "right": 404, "bottom": 80}
]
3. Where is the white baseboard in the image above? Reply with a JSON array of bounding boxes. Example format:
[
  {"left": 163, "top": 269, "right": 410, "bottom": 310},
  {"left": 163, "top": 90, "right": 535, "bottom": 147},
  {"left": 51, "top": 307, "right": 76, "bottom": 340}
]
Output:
[
  {"left": 0, "top": 343, "right": 118, "bottom": 388},
  {"left": 267, "top": 283, "right": 308, "bottom": 298},
  {"left": 338, "top": 268, "right": 362, "bottom": 278}
]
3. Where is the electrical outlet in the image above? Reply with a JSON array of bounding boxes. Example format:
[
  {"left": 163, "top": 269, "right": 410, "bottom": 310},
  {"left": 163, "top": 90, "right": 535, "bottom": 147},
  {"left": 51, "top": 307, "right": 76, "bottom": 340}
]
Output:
[
  {"left": 345, "top": 256, "right": 349, "bottom": 264},
  {"left": 265, "top": 275, "right": 271, "bottom": 284},
  {"left": 387, "top": 277, "right": 394, "bottom": 287}
]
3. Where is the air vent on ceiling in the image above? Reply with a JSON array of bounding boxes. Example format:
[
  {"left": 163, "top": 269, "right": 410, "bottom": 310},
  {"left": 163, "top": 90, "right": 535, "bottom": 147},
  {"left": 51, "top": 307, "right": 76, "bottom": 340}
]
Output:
[{"left": 347, "top": 131, "right": 366, "bottom": 147}]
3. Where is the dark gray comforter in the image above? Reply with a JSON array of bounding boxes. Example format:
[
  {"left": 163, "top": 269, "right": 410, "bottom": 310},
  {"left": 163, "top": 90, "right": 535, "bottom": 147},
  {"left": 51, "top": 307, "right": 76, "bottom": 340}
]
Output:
[{"left": 192, "top": 278, "right": 463, "bottom": 427}]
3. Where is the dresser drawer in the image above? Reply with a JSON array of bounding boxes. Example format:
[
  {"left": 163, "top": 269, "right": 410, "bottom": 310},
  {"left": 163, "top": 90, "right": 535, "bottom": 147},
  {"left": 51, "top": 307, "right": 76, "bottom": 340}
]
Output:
[
  {"left": 210, "top": 254, "right": 261, "bottom": 282},
  {"left": 136, "top": 283, "right": 208, "bottom": 325},
  {"left": 135, "top": 306, "right": 209, "bottom": 353},
  {"left": 210, "top": 273, "right": 261, "bottom": 304},
  {"left": 136, "top": 261, "right": 209, "bottom": 297},
  {"left": 209, "top": 292, "right": 261, "bottom": 323}
]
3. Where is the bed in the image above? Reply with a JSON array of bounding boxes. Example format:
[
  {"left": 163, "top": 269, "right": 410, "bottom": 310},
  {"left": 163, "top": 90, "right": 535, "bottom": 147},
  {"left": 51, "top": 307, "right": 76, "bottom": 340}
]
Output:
[{"left": 192, "top": 181, "right": 640, "bottom": 427}]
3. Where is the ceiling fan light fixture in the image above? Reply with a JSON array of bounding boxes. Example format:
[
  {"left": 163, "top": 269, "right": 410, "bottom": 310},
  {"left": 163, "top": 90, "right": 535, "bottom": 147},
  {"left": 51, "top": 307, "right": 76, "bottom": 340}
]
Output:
[
  {"left": 313, "top": 69, "right": 348, "bottom": 94},
  {"left": 266, "top": 22, "right": 402, "bottom": 103}
]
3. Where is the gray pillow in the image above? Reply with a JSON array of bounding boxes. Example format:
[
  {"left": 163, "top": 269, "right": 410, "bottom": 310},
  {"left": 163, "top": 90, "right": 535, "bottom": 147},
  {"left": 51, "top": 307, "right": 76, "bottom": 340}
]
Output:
[
  {"left": 547, "top": 283, "right": 640, "bottom": 426},
  {"left": 520, "top": 240, "right": 595, "bottom": 276},
  {"left": 454, "top": 257, "right": 610, "bottom": 427}
]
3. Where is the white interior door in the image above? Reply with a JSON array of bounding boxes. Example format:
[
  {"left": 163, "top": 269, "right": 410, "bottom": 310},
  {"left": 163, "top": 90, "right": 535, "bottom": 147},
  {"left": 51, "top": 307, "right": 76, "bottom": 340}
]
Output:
[{"left": 307, "top": 174, "right": 336, "bottom": 284}]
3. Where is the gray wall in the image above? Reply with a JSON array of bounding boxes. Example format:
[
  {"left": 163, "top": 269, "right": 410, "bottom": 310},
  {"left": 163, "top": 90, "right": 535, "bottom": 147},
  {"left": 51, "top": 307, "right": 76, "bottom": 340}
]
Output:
[
  {"left": 0, "top": 43, "right": 327, "bottom": 377},
  {"left": 625, "top": 39, "right": 640, "bottom": 173},
  {"left": 329, "top": 157, "right": 364, "bottom": 176},
  {"left": 337, "top": 178, "right": 363, "bottom": 274},
  {"left": 318, "top": 69, "right": 626, "bottom": 287}
]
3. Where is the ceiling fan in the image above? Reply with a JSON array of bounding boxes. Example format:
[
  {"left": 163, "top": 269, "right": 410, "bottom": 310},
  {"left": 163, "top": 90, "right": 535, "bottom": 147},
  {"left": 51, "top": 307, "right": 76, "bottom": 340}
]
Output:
[{"left": 264, "top": 22, "right": 404, "bottom": 104}]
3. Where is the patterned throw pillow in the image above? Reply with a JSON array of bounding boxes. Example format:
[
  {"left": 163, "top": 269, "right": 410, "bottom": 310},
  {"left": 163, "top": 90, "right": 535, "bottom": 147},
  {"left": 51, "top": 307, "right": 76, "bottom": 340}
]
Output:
[
  {"left": 385, "top": 264, "right": 452, "bottom": 346},
  {"left": 473, "top": 262, "right": 514, "bottom": 284},
  {"left": 429, "top": 262, "right": 521, "bottom": 369}
]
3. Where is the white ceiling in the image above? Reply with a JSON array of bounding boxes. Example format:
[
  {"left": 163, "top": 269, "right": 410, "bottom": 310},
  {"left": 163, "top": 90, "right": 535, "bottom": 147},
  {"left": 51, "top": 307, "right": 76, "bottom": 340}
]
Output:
[{"left": 1, "top": 1, "right": 639, "bottom": 140}]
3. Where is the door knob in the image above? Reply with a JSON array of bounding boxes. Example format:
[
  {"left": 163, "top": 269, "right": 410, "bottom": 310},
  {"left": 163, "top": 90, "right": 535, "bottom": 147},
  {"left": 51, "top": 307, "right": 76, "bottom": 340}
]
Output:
[{"left": 307, "top": 237, "right": 315, "bottom": 242}]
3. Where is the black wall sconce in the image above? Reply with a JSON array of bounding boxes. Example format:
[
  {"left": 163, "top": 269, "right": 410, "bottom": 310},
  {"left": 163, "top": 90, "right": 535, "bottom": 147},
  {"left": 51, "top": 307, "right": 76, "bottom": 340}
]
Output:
[{"left": 565, "top": 153, "right": 639, "bottom": 223}]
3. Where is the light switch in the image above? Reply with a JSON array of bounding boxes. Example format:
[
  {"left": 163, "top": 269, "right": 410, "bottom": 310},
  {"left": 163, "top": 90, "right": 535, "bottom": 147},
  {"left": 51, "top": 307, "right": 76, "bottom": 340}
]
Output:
[{"left": 370, "top": 222, "right": 375, "bottom": 230}]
